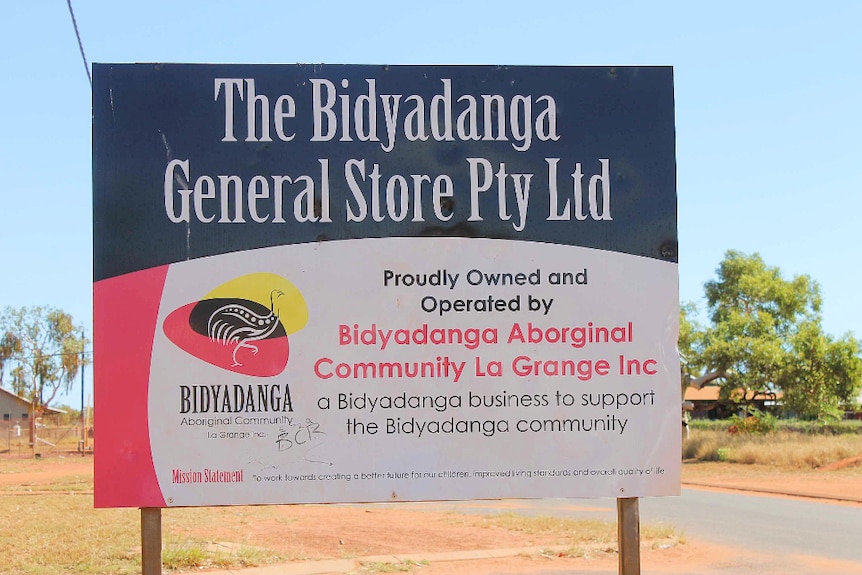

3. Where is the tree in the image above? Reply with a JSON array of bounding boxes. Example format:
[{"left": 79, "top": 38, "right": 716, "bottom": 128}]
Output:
[
  {"left": 679, "top": 302, "right": 703, "bottom": 376},
  {"left": 0, "top": 330, "right": 22, "bottom": 382},
  {"left": 686, "top": 250, "right": 862, "bottom": 421},
  {"left": 699, "top": 250, "right": 820, "bottom": 409},
  {"left": 0, "top": 306, "right": 89, "bottom": 449},
  {"left": 778, "top": 322, "right": 862, "bottom": 421}
]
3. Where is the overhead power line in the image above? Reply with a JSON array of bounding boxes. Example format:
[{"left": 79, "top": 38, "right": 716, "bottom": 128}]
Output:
[{"left": 65, "top": 0, "right": 92, "bottom": 88}]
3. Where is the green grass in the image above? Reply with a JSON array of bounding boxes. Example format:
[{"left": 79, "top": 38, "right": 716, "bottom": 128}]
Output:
[
  {"left": 161, "top": 540, "right": 281, "bottom": 571},
  {"left": 689, "top": 418, "right": 862, "bottom": 435}
]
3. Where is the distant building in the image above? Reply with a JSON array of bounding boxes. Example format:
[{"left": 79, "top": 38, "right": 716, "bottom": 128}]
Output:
[
  {"left": 683, "top": 385, "right": 780, "bottom": 419},
  {"left": 0, "top": 386, "right": 62, "bottom": 429}
]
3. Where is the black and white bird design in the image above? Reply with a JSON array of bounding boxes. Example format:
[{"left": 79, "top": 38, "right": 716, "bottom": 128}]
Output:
[{"left": 201, "top": 289, "right": 285, "bottom": 367}]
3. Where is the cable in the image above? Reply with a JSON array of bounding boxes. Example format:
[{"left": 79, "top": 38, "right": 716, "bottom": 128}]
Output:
[{"left": 65, "top": 0, "right": 92, "bottom": 88}]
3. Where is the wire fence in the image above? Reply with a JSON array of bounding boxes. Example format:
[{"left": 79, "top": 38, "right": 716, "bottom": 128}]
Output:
[{"left": 0, "top": 424, "right": 92, "bottom": 459}]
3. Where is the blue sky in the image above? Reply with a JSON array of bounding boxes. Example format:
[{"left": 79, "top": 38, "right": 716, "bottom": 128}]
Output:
[{"left": 1, "top": 1, "right": 860, "bottom": 407}]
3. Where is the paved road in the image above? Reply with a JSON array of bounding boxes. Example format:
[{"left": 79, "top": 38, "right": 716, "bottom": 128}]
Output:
[
  {"left": 373, "top": 488, "right": 862, "bottom": 573},
  {"left": 641, "top": 489, "right": 862, "bottom": 563}
]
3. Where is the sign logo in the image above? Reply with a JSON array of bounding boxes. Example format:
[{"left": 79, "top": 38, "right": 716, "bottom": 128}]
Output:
[{"left": 164, "top": 273, "right": 308, "bottom": 376}]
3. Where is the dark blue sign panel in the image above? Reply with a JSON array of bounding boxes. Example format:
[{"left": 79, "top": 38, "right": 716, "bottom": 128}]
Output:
[{"left": 94, "top": 65, "right": 675, "bottom": 282}]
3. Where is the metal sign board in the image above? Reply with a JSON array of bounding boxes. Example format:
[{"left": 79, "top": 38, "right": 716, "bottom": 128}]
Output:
[{"left": 93, "top": 64, "right": 679, "bottom": 508}]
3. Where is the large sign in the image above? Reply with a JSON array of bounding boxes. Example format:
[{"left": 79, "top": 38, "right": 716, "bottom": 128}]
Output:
[{"left": 93, "top": 64, "right": 679, "bottom": 508}]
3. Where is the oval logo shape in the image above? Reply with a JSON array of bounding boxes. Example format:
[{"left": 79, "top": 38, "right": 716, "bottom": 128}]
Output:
[{"left": 163, "top": 273, "right": 307, "bottom": 376}]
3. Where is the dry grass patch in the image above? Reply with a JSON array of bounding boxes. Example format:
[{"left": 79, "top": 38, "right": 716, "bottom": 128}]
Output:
[
  {"left": 0, "top": 456, "right": 84, "bottom": 475},
  {"left": 0, "top": 494, "right": 141, "bottom": 575},
  {"left": 479, "top": 513, "right": 683, "bottom": 558},
  {"left": 0, "top": 488, "right": 684, "bottom": 574},
  {"left": 1, "top": 474, "right": 92, "bottom": 494},
  {"left": 357, "top": 559, "right": 429, "bottom": 573},
  {"left": 683, "top": 430, "right": 862, "bottom": 468},
  {"left": 0, "top": 495, "right": 292, "bottom": 575}
]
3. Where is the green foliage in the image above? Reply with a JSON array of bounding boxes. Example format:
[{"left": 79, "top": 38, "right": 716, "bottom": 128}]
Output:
[
  {"left": 679, "top": 302, "right": 706, "bottom": 380},
  {"left": 775, "top": 420, "right": 862, "bottom": 435},
  {"left": 0, "top": 331, "right": 22, "bottom": 382},
  {"left": 716, "top": 446, "right": 733, "bottom": 461},
  {"left": 0, "top": 306, "right": 89, "bottom": 412},
  {"left": 728, "top": 408, "right": 777, "bottom": 434},
  {"left": 704, "top": 250, "right": 821, "bottom": 327},
  {"left": 689, "top": 418, "right": 862, "bottom": 435},
  {"left": 778, "top": 321, "right": 862, "bottom": 422},
  {"left": 701, "top": 251, "right": 819, "bottom": 403},
  {"left": 161, "top": 541, "right": 277, "bottom": 571},
  {"left": 684, "top": 250, "right": 862, "bottom": 420}
]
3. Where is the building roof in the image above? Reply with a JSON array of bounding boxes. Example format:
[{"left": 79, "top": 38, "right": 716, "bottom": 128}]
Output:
[
  {"left": 0, "top": 386, "right": 64, "bottom": 414},
  {"left": 683, "top": 385, "right": 781, "bottom": 402}
]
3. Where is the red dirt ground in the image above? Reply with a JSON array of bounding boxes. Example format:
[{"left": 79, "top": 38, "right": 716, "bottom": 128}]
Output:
[{"left": 2, "top": 454, "right": 861, "bottom": 574}]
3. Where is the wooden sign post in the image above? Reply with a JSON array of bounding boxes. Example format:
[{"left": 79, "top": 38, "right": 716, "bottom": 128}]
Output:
[
  {"left": 617, "top": 497, "right": 641, "bottom": 574},
  {"left": 141, "top": 508, "right": 162, "bottom": 575}
]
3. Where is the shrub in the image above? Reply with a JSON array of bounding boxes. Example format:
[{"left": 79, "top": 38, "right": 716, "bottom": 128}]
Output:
[
  {"left": 689, "top": 418, "right": 862, "bottom": 435},
  {"left": 716, "top": 447, "right": 733, "bottom": 461},
  {"left": 727, "top": 409, "right": 777, "bottom": 434}
]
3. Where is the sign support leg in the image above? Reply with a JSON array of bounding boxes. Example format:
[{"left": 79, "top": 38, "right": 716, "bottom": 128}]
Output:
[
  {"left": 141, "top": 507, "right": 162, "bottom": 575},
  {"left": 617, "top": 497, "right": 640, "bottom": 575}
]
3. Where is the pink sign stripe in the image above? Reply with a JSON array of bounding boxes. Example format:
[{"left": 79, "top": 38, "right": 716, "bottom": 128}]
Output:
[{"left": 94, "top": 265, "right": 169, "bottom": 508}]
